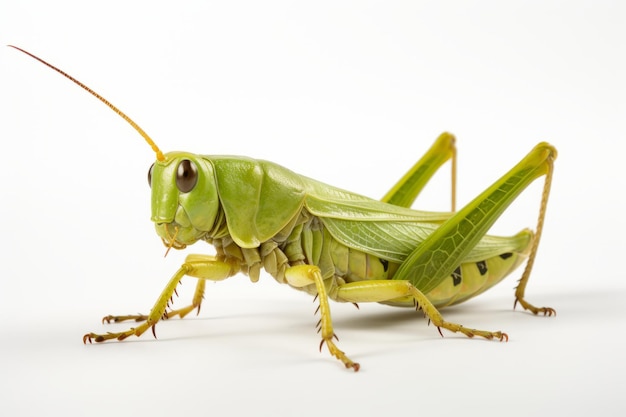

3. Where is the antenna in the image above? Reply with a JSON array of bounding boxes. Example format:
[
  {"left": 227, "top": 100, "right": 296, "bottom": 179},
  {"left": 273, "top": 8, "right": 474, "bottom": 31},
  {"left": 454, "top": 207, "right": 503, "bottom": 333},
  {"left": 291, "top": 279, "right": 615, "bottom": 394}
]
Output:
[{"left": 8, "top": 45, "right": 165, "bottom": 161}]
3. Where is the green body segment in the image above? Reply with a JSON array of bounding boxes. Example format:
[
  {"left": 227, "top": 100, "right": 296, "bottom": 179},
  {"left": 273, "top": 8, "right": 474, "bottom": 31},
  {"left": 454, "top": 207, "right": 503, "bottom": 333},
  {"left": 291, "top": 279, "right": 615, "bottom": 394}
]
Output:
[{"left": 149, "top": 143, "right": 539, "bottom": 308}]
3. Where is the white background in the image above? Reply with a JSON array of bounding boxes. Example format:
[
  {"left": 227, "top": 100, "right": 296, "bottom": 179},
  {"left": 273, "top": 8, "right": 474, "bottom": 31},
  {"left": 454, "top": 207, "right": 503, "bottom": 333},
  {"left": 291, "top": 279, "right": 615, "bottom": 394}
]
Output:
[{"left": 1, "top": 1, "right": 625, "bottom": 416}]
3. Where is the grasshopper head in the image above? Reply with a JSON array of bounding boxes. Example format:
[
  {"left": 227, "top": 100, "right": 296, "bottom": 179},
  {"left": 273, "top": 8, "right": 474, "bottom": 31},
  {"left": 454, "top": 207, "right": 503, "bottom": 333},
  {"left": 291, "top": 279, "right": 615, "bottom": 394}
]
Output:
[
  {"left": 148, "top": 152, "right": 220, "bottom": 249},
  {"left": 8, "top": 47, "right": 220, "bottom": 251}
]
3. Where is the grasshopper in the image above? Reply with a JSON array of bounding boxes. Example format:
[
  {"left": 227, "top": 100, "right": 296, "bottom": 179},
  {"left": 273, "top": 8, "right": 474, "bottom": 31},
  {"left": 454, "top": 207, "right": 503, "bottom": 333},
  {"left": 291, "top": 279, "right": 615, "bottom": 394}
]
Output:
[{"left": 11, "top": 46, "right": 556, "bottom": 371}]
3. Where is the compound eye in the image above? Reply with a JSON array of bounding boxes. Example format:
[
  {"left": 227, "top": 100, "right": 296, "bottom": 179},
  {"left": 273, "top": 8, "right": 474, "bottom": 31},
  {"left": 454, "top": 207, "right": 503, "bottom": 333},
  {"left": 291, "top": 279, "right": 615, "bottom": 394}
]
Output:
[
  {"left": 147, "top": 163, "right": 155, "bottom": 187},
  {"left": 176, "top": 159, "right": 198, "bottom": 193}
]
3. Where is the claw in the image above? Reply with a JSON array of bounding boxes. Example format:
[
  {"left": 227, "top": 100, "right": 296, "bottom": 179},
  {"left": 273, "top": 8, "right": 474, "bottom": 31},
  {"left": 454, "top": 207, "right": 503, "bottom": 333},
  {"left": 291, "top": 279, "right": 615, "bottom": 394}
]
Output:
[{"left": 515, "top": 297, "right": 557, "bottom": 317}]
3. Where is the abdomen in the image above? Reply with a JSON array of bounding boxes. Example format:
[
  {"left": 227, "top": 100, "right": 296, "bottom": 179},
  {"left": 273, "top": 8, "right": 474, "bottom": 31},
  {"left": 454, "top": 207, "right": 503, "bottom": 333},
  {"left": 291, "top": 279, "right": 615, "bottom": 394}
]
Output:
[
  {"left": 283, "top": 214, "right": 532, "bottom": 308},
  {"left": 328, "top": 237, "right": 528, "bottom": 308}
]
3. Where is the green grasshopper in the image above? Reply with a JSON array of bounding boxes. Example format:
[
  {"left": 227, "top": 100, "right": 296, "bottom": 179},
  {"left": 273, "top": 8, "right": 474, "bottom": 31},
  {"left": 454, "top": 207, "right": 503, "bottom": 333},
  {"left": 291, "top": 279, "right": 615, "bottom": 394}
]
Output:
[{"left": 12, "top": 46, "right": 556, "bottom": 371}]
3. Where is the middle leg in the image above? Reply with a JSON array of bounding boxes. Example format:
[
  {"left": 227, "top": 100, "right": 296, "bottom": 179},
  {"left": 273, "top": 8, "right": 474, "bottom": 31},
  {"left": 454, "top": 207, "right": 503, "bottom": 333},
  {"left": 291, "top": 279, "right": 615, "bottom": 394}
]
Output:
[{"left": 285, "top": 265, "right": 360, "bottom": 371}]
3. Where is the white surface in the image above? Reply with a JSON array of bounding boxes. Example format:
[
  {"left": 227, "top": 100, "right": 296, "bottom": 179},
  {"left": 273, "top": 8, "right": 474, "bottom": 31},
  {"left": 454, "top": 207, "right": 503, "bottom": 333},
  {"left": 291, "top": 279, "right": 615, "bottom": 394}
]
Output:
[{"left": 1, "top": 1, "right": 625, "bottom": 416}]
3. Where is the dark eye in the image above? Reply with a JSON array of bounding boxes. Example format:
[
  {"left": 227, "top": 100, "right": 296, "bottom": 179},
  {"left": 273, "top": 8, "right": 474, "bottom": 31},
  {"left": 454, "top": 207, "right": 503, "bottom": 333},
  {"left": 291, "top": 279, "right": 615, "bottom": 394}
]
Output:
[
  {"left": 147, "top": 163, "right": 154, "bottom": 187},
  {"left": 176, "top": 159, "right": 198, "bottom": 193}
]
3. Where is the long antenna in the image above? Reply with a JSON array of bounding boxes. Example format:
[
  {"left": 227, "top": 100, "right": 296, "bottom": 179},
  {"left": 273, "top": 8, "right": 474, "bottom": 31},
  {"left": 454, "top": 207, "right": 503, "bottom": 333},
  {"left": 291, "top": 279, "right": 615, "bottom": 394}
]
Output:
[{"left": 8, "top": 45, "right": 165, "bottom": 162}]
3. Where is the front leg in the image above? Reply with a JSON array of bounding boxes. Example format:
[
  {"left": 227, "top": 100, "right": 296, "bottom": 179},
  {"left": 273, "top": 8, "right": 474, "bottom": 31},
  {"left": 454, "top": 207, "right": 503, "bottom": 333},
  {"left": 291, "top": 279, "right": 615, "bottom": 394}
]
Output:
[
  {"left": 83, "top": 255, "right": 239, "bottom": 343},
  {"left": 100, "top": 278, "right": 207, "bottom": 324}
]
